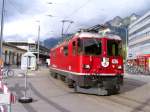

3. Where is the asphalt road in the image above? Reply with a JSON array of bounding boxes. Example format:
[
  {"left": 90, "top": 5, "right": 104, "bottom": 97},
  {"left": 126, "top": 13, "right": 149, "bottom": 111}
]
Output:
[{"left": 6, "top": 68, "right": 150, "bottom": 112}]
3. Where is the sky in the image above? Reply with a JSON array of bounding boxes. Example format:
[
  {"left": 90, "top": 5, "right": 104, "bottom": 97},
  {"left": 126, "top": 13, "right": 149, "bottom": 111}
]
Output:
[{"left": 0, "top": 0, "right": 150, "bottom": 41}]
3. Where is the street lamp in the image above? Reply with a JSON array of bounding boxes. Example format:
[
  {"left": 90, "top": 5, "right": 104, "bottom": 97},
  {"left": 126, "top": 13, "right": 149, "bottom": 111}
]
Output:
[
  {"left": 35, "top": 15, "right": 53, "bottom": 70},
  {"left": 47, "top": 14, "right": 53, "bottom": 17},
  {"left": 47, "top": 2, "right": 53, "bottom": 4}
]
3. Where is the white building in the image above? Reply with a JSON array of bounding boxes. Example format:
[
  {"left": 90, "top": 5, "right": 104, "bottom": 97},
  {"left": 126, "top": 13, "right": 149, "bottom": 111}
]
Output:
[{"left": 128, "top": 11, "right": 150, "bottom": 59}]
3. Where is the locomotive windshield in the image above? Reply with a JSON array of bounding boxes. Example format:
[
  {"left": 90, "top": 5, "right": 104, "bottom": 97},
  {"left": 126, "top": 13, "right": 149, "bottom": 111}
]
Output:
[
  {"left": 107, "top": 40, "right": 122, "bottom": 56},
  {"left": 79, "top": 38, "right": 102, "bottom": 55}
]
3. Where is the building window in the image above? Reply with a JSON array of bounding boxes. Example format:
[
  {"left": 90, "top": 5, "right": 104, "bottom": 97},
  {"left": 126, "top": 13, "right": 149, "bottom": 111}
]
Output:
[
  {"left": 9, "top": 51, "right": 11, "bottom": 65},
  {"left": 12, "top": 52, "right": 15, "bottom": 64},
  {"left": 4, "top": 50, "right": 7, "bottom": 65},
  {"left": 129, "top": 23, "right": 150, "bottom": 37}
]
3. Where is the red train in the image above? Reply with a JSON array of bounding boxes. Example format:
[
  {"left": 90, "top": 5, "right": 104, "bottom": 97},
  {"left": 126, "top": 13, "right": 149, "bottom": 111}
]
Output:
[{"left": 50, "top": 32, "right": 124, "bottom": 95}]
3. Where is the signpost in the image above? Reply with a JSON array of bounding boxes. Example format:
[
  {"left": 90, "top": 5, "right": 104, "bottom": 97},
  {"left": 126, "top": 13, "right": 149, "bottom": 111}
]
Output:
[{"left": 19, "top": 52, "right": 34, "bottom": 103}]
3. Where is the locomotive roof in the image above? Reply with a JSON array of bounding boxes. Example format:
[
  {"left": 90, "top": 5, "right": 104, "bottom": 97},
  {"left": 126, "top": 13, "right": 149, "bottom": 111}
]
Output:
[
  {"left": 51, "top": 32, "right": 121, "bottom": 51},
  {"left": 75, "top": 32, "right": 121, "bottom": 40}
]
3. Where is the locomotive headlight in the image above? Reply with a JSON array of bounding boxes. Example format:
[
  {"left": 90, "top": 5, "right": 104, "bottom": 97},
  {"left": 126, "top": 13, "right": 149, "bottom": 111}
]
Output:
[
  {"left": 101, "top": 57, "right": 109, "bottom": 67},
  {"left": 83, "top": 64, "right": 90, "bottom": 69},
  {"left": 112, "top": 59, "right": 118, "bottom": 64},
  {"left": 118, "top": 65, "right": 122, "bottom": 69}
]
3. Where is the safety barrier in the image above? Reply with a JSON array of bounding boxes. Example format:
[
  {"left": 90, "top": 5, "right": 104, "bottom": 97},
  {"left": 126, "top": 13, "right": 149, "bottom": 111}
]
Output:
[
  {"left": 125, "top": 64, "right": 150, "bottom": 75},
  {"left": 0, "top": 81, "right": 16, "bottom": 112}
]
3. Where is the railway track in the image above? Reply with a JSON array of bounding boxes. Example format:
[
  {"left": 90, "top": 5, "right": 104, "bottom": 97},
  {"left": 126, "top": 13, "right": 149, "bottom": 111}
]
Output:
[{"left": 48, "top": 73, "right": 150, "bottom": 112}]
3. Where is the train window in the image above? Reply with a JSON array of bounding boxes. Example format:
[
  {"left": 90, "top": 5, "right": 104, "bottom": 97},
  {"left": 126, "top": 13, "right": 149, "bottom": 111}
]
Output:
[
  {"left": 77, "top": 38, "right": 81, "bottom": 47},
  {"left": 77, "top": 38, "right": 84, "bottom": 54},
  {"left": 83, "top": 38, "right": 102, "bottom": 56},
  {"left": 107, "top": 40, "right": 122, "bottom": 56},
  {"left": 72, "top": 41, "right": 76, "bottom": 55},
  {"left": 52, "top": 51, "right": 56, "bottom": 58},
  {"left": 72, "top": 41, "right": 76, "bottom": 46},
  {"left": 63, "top": 46, "right": 68, "bottom": 56}
]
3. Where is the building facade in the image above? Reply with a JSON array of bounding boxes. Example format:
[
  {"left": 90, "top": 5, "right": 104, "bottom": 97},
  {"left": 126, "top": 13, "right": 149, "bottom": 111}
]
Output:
[
  {"left": 7, "top": 41, "right": 50, "bottom": 65},
  {"left": 128, "top": 11, "right": 150, "bottom": 59},
  {"left": 2, "top": 42, "right": 27, "bottom": 66}
]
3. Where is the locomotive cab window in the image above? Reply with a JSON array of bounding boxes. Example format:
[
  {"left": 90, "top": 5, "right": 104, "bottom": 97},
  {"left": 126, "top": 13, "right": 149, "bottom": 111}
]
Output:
[
  {"left": 83, "top": 38, "right": 102, "bottom": 56},
  {"left": 107, "top": 40, "right": 122, "bottom": 56},
  {"left": 72, "top": 41, "right": 76, "bottom": 55},
  {"left": 77, "top": 38, "right": 83, "bottom": 54},
  {"left": 63, "top": 45, "right": 68, "bottom": 56}
]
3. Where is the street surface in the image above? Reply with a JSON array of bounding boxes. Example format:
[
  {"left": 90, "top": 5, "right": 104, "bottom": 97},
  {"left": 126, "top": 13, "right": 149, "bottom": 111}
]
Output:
[{"left": 6, "top": 68, "right": 150, "bottom": 112}]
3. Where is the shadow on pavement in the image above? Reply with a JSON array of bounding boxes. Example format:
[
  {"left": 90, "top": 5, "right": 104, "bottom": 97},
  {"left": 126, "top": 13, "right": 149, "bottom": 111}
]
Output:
[
  {"left": 131, "top": 98, "right": 150, "bottom": 112},
  {"left": 10, "top": 83, "right": 71, "bottom": 112},
  {"left": 120, "top": 78, "right": 147, "bottom": 93},
  {"left": 9, "top": 83, "right": 37, "bottom": 112},
  {"left": 29, "top": 83, "right": 71, "bottom": 112}
]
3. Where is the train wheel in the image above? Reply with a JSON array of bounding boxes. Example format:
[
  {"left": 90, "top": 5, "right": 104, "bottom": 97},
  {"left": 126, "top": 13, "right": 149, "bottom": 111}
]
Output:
[
  {"left": 51, "top": 72, "right": 57, "bottom": 79},
  {"left": 67, "top": 78, "right": 74, "bottom": 88},
  {"left": 54, "top": 73, "right": 58, "bottom": 79},
  {"left": 60, "top": 75, "right": 66, "bottom": 81},
  {"left": 107, "top": 85, "right": 120, "bottom": 95},
  {"left": 114, "top": 84, "right": 120, "bottom": 94},
  {"left": 73, "top": 82, "right": 78, "bottom": 92},
  {"left": 50, "top": 72, "right": 53, "bottom": 77}
]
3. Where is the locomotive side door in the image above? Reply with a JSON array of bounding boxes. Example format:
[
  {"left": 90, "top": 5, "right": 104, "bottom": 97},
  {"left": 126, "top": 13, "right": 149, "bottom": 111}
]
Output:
[{"left": 71, "top": 39, "right": 78, "bottom": 72}]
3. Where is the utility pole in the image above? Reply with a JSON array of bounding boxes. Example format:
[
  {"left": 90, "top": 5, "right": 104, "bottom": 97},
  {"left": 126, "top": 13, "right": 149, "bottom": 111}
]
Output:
[
  {"left": 61, "top": 20, "right": 74, "bottom": 39},
  {"left": 125, "top": 27, "right": 128, "bottom": 61},
  {"left": 61, "top": 20, "right": 65, "bottom": 39},
  {"left": 37, "top": 21, "right": 40, "bottom": 70},
  {"left": 0, "top": 0, "right": 5, "bottom": 58}
]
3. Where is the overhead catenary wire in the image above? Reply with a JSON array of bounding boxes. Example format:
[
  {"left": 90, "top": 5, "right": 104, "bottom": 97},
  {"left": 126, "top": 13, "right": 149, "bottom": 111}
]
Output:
[
  {"left": 4, "top": 0, "right": 96, "bottom": 38},
  {"left": 6, "top": 0, "right": 25, "bottom": 17},
  {"left": 64, "top": 20, "right": 73, "bottom": 34},
  {"left": 62, "top": 0, "right": 93, "bottom": 34},
  {"left": 60, "top": 0, "right": 93, "bottom": 36},
  {"left": 64, "top": 0, "right": 93, "bottom": 20},
  {"left": 61, "top": 20, "right": 74, "bottom": 38}
]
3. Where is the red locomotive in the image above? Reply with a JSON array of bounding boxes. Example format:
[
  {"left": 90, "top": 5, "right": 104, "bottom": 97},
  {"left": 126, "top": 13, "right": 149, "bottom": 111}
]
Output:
[{"left": 50, "top": 32, "right": 124, "bottom": 95}]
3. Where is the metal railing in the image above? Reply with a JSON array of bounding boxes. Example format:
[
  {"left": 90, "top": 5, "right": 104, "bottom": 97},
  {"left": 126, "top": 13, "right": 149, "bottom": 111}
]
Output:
[{"left": 125, "top": 63, "right": 150, "bottom": 75}]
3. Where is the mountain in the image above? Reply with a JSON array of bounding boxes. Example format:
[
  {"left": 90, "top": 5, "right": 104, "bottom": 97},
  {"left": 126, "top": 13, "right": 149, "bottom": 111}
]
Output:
[
  {"left": 104, "top": 13, "right": 140, "bottom": 44},
  {"left": 107, "top": 16, "right": 123, "bottom": 27},
  {"left": 43, "top": 37, "right": 61, "bottom": 49},
  {"left": 43, "top": 13, "right": 141, "bottom": 48},
  {"left": 122, "top": 13, "right": 140, "bottom": 26},
  {"left": 43, "top": 34, "right": 74, "bottom": 49},
  {"left": 106, "top": 13, "right": 140, "bottom": 27}
]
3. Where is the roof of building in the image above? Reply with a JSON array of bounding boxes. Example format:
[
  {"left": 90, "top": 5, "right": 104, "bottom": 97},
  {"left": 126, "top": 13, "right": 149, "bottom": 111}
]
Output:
[
  {"left": 129, "top": 11, "right": 150, "bottom": 29},
  {"left": 3, "top": 42, "right": 27, "bottom": 52},
  {"left": 6, "top": 42, "right": 49, "bottom": 52},
  {"left": 23, "top": 52, "right": 36, "bottom": 57}
]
